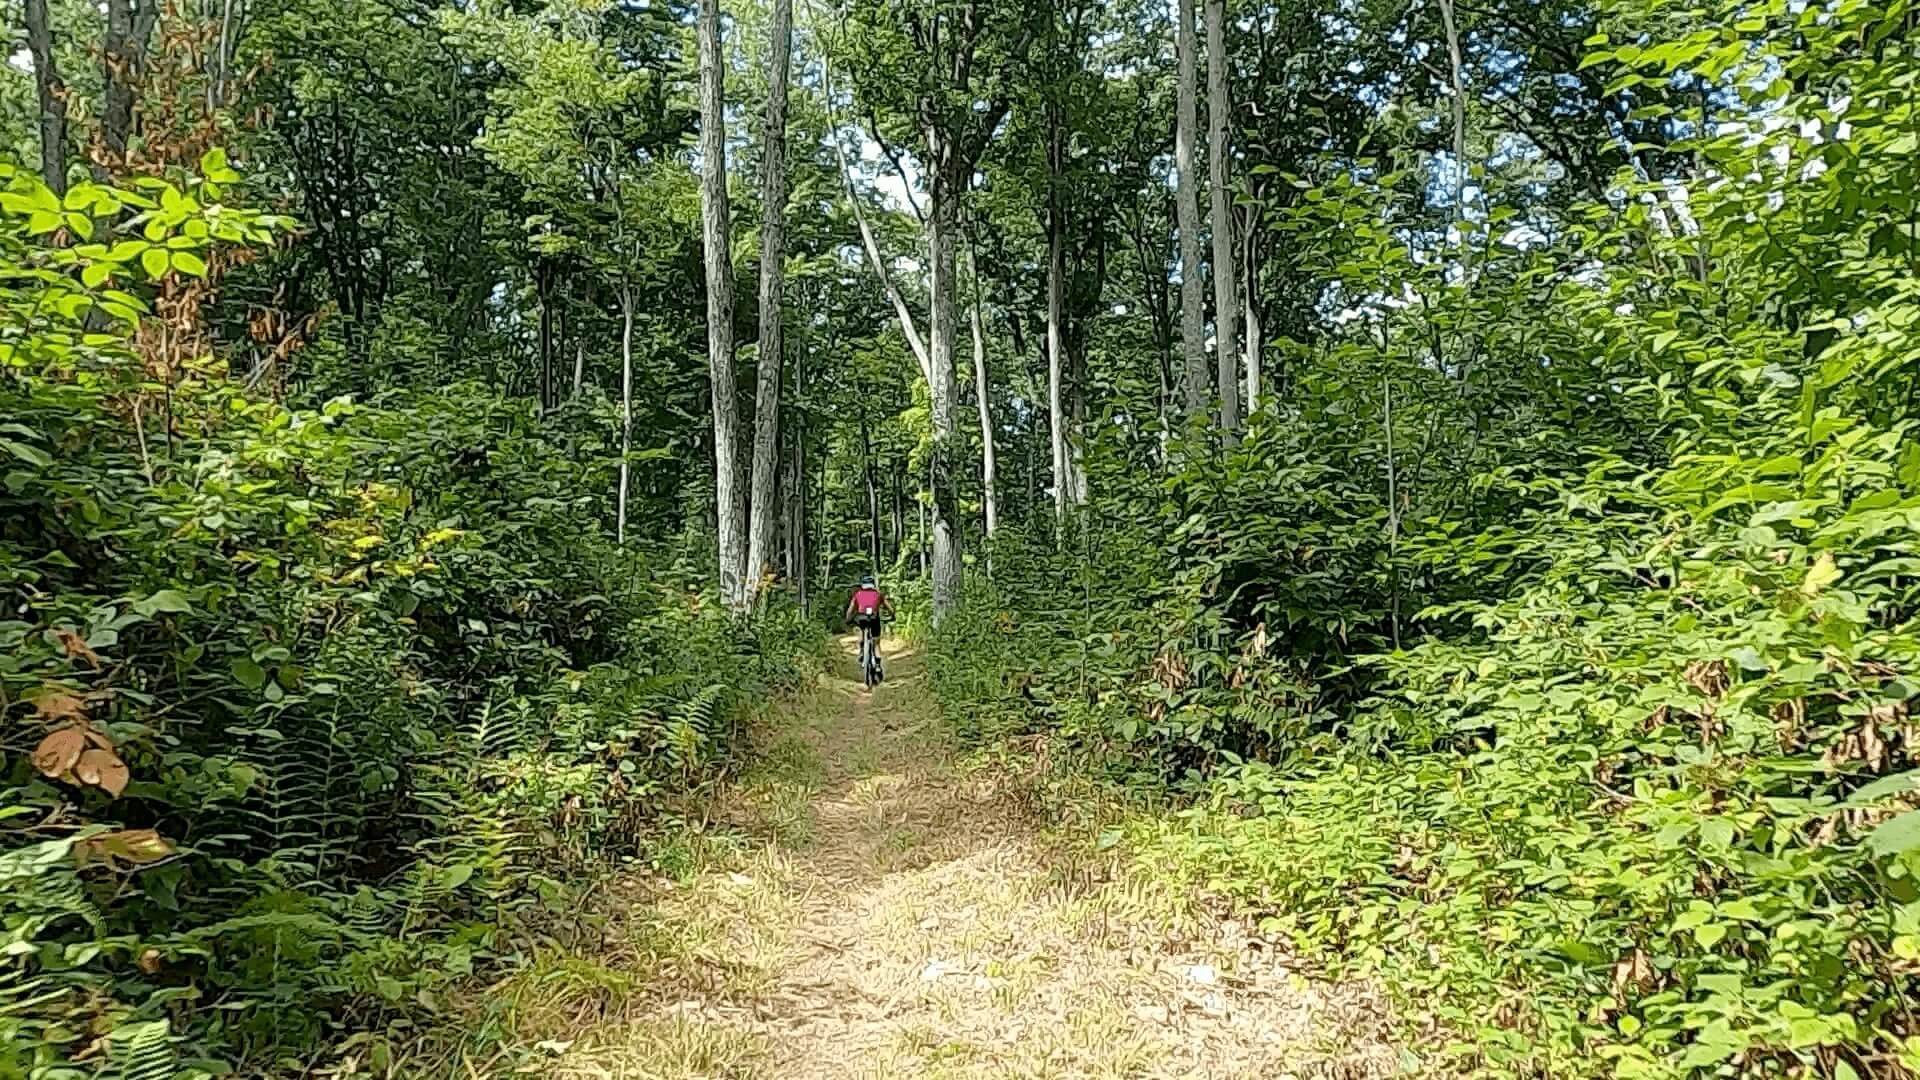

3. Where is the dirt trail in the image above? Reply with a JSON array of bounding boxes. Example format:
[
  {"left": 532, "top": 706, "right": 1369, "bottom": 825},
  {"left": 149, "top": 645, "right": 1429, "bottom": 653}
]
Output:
[{"left": 493, "top": 639, "right": 1401, "bottom": 1079}]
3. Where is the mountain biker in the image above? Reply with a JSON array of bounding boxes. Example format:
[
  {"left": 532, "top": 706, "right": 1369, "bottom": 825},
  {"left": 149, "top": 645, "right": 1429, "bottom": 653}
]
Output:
[{"left": 844, "top": 575, "right": 893, "bottom": 674}]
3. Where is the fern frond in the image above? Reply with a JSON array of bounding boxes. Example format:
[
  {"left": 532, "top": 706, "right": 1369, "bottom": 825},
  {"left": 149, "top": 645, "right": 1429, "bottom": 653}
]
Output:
[{"left": 106, "top": 1019, "right": 173, "bottom": 1080}]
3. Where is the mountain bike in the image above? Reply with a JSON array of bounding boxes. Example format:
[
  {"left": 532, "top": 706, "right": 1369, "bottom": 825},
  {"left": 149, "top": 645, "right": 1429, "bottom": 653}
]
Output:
[{"left": 859, "top": 619, "right": 884, "bottom": 689}]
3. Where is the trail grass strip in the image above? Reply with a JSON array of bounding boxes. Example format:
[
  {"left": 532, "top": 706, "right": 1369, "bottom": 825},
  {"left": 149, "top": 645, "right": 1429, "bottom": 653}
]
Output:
[{"left": 457, "top": 639, "right": 1405, "bottom": 1079}]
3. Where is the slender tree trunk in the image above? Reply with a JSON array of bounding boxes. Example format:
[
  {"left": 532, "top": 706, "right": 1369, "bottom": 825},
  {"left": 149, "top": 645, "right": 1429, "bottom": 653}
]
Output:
[
  {"left": 790, "top": 346, "right": 809, "bottom": 610},
  {"left": 822, "top": 54, "right": 931, "bottom": 383},
  {"left": 100, "top": 0, "right": 158, "bottom": 173},
  {"left": 1242, "top": 202, "right": 1264, "bottom": 410},
  {"left": 573, "top": 339, "right": 587, "bottom": 398},
  {"left": 1025, "top": 430, "right": 1037, "bottom": 517},
  {"left": 1070, "top": 333, "right": 1089, "bottom": 503},
  {"left": 819, "top": 436, "right": 832, "bottom": 593},
  {"left": 746, "top": 0, "right": 793, "bottom": 602},
  {"left": 698, "top": 0, "right": 746, "bottom": 609},
  {"left": 1382, "top": 362, "right": 1401, "bottom": 650},
  {"left": 1436, "top": 0, "right": 1490, "bottom": 403},
  {"left": 925, "top": 146, "right": 963, "bottom": 618},
  {"left": 537, "top": 264, "right": 553, "bottom": 414},
  {"left": 862, "top": 419, "right": 882, "bottom": 571},
  {"left": 1046, "top": 110, "right": 1071, "bottom": 530},
  {"left": 616, "top": 284, "right": 635, "bottom": 545},
  {"left": 967, "top": 254, "right": 998, "bottom": 546},
  {"left": 26, "top": 0, "right": 67, "bottom": 196},
  {"left": 211, "top": 0, "right": 241, "bottom": 110},
  {"left": 1174, "top": 0, "right": 1209, "bottom": 422},
  {"left": 1205, "top": 0, "right": 1240, "bottom": 438}
]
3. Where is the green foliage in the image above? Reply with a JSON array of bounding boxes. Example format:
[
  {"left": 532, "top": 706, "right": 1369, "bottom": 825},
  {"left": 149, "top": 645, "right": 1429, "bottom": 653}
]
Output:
[
  {"left": 932, "top": 0, "right": 1920, "bottom": 1071},
  {"left": 0, "top": 164, "right": 824, "bottom": 1077}
]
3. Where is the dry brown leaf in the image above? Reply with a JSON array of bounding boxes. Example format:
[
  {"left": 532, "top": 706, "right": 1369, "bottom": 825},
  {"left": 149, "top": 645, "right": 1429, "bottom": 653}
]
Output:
[
  {"left": 1684, "top": 660, "right": 1729, "bottom": 699},
  {"left": 1772, "top": 699, "right": 1805, "bottom": 751},
  {"left": 1610, "top": 948, "right": 1657, "bottom": 999},
  {"left": 74, "top": 747, "right": 130, "bottom": 797},
  {"left": 76, "top": 828, "right": 174, "bottom": 868},
  {"left": 54, "top": 629, "right": 102, "bottom": 668},
  {"left": 32, "top": 727, "right": 87, "bottom": 779},
  {"left": 34, "top": 691, "right": 89, "bottom": 723},
  {"left": 137, "top": 949, "right": 162, "bottom": 974}
]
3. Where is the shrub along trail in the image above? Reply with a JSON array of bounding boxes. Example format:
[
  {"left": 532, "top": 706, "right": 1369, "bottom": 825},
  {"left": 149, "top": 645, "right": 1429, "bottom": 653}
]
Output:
[{"left": 475, "top": 637, "right": 1403, "bottom": 1078}]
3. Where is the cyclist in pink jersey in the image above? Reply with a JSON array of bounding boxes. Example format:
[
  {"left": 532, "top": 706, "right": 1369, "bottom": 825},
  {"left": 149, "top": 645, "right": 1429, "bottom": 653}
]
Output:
[{"left": 844, "top": 575, "right": 894, "bottom": 684}]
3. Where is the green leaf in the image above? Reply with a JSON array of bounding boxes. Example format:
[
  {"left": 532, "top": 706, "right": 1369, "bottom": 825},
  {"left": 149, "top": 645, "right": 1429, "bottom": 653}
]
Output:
[
  {"left": 141, "top": 247, "right": 171, "bottom": 279},
  {"left": 0, "top": 439, "right": 52, "bottom": 467},
  {"left": 1843, "top": 769, "right": 1920, "bottom": 808},
  {"left": 1672, "top": 905, "right": 1714, "bottom": 932},
  {"left": 231, "top": 658, "right": 267, "bottom": 691},
  {"left": 171, "top": 251, "right": 209, "bottom": 277},
  {"left": 132, "top": 589, "right": 193, "bottom": 616},
  {"left": 1700, "top": 818, "right": 1736, "bottom": 848},
  {"left": 1801, "top": 552, "right": 1841, "bottom": 596},
  {"left": 82, "top": 262, "right": 114, "bottom": 289},
  {"left": 1867, "top": 810, "right": 1920, "bottom": 858}
]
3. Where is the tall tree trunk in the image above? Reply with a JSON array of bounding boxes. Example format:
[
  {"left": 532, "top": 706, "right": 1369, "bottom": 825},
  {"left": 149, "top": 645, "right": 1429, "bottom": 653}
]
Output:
[
  {"left": 1025, "top": 429, "right": 1037, "bottom": 518},
  {"left": 572, "top": 280, "right": 592, "bottom": 397},
  {"left": 698, "top": 0, "right": 746, "bottom": 608},
  {"left": 746, "top": 0, "right": 793, "bottom": 602},
  {"left": 616, "top": 283, "right": 635, "bottom": 545},
  {"left": 789, "top": 344, "right": 809, "bottom": 610},
  {"left": 537, "top": 263, "right": 554, "bottom": 414},
  {"left": 1174, "top": 0, "right": 1209, "bottom": 422},
  {"left": 26, "top": 0, "right": 67, "bottom": 196},
  {"left": 1046, "top": 108, "right": 1071, "bottom": 531},
  {"left": 211, "top": 0, "right": 242, "bottom": 110},
  {"left": 1205, "top": 0, "right": 1240, "bottom": 437},
  {"left": 925, "top": 144, "right": 963, "bottom": 618},
  {"left": 966, "top": 251, "right": 998, "bottom": 547},
  {"left": 822, "top": 54, "right": 931, "bottom": 383},
  {"left": 891, "top": 462, "right": 904, "bottom": 564},
  {"left": 1433, "top": 0, "right": 1491, "bottom": 401},
  {"left": 862, "top": 419, "right": 882, "bottom": 571},
  {"left": 1070, "top": 329, "right": 1089, "bottom": 503},
  {"left": 100, "top": 0, "right": 158, "bottom": 173},
  {"left": 1242, "top": 201, "right": 1264, "bottom": 409}
]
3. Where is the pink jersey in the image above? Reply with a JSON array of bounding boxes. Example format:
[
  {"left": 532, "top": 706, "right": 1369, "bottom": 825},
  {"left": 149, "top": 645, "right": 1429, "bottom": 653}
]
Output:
[{"left": 852, "top": 588, "right": 884, "bottom": 616}]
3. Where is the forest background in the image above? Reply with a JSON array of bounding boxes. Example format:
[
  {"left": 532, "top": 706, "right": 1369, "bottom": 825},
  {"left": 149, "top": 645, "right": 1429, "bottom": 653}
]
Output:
[{"left": 2, "top": 0, "right": 1919, "bottom": 1076}]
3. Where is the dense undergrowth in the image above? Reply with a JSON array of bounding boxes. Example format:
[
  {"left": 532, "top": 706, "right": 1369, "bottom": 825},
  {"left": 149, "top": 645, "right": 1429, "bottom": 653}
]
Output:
[
  {"left": 930, "top": 1, "right": 1920, "bottom": 1075},
  {"left": 0, "top": 166, "right": 824, "bottom": 1078}
]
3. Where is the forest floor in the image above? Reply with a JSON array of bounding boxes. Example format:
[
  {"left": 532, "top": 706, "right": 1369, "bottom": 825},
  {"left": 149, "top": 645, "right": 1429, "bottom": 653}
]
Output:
[{"left": 460, "top": 639, "right": 1405, "bottom": 1079}]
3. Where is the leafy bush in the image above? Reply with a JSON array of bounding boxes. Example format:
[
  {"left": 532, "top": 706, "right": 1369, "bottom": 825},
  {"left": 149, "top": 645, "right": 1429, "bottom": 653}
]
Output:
[
  {"left": 0, "top": 163, "right": 823, "bottom": 1077},
  {"left": 930, "top": 0, "right": 1920, "bottom": 1072}
]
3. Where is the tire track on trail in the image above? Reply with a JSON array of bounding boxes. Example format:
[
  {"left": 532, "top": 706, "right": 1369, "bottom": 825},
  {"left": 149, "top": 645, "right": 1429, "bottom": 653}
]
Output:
[{"left": 484, "top": 636, "right": 1404, "bottom": 1078}]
